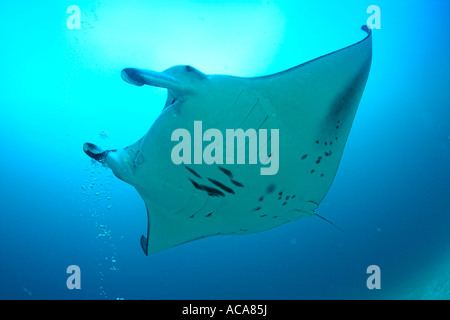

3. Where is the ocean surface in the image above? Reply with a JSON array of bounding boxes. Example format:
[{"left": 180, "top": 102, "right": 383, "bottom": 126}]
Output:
[{"left": 0, "top": 0, "right": 449, "bottom": 300}]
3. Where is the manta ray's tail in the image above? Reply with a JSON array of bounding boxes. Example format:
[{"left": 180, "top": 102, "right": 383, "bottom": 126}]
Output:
[{"left": 314, "top": 213, "right": 344, "bottom": 232}]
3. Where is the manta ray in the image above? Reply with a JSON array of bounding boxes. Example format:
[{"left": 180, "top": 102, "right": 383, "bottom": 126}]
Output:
[{"left": 84, "top": 26, "right": 372, "bottom": 255}]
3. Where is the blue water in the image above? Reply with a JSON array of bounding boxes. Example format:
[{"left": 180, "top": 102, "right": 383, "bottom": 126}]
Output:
[{"left": 0, "top": 0, "right": 449, "bottom": 300}]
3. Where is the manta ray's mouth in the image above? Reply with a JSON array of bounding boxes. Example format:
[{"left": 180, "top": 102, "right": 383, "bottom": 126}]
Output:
[{"left": 164, "top": 94, "right": 179, "bottom": 110}]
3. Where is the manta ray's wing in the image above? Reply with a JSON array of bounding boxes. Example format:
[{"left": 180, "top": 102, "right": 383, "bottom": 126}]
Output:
[{"left": 246, "top": 25, "right": 373, "bottom": 203}]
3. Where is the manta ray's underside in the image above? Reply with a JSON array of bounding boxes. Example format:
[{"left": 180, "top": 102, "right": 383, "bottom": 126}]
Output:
[{"left": 84, "top": 26, "right": 373, "bottom": 255}]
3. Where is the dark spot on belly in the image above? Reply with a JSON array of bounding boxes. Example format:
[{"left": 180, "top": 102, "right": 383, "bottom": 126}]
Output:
[
  {"left": 202, "top": 186, "right": 225, "bottom": 197},
  {"left": 184, "top": 166, "right": 202, "bottom": 178},
  {"left": 301, "top": 154, "right": 308, "bottom": 160},
  {"left": 188, "top": 178, "right": 225, "bottom": 197},
  {"left": 266, "top": 184, "right": 276, "bottom": 194},
  {"left": 231, "top": 180, "right": 244, "bottom": 187},
  {"left": 206, "top": 212, "right": 213, "bottom": 217},
  {"left": 189, "top": 178, "right": 203, "bottom": 190},
  {"left": 253, "top": 206, "right": 261, "bottom": 211},
  {"left": 207, "top": 178, "right": 235, "bottom": 194},
  {"left": 218, "top": 166, "right": 233, "bottom": 178}
]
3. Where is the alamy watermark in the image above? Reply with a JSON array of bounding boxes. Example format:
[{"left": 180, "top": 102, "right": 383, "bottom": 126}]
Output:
[
  {"left": 171, "top": 121, "right": 279, "bottom": 175},
  {"left": 366, "top": 265, "right": 381, "bottom": 289},
  {"left": 67, "top": 4, "right": 381, "bottom": 31},
  {"left": 66, "top": 5, "right": 81, "bottom": 30},
  {"left": 66, "top": 265, "right": 81, "bottom": 290},
  {"left": 367, "top": 5, "right": 381, "bottom": 30}
]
